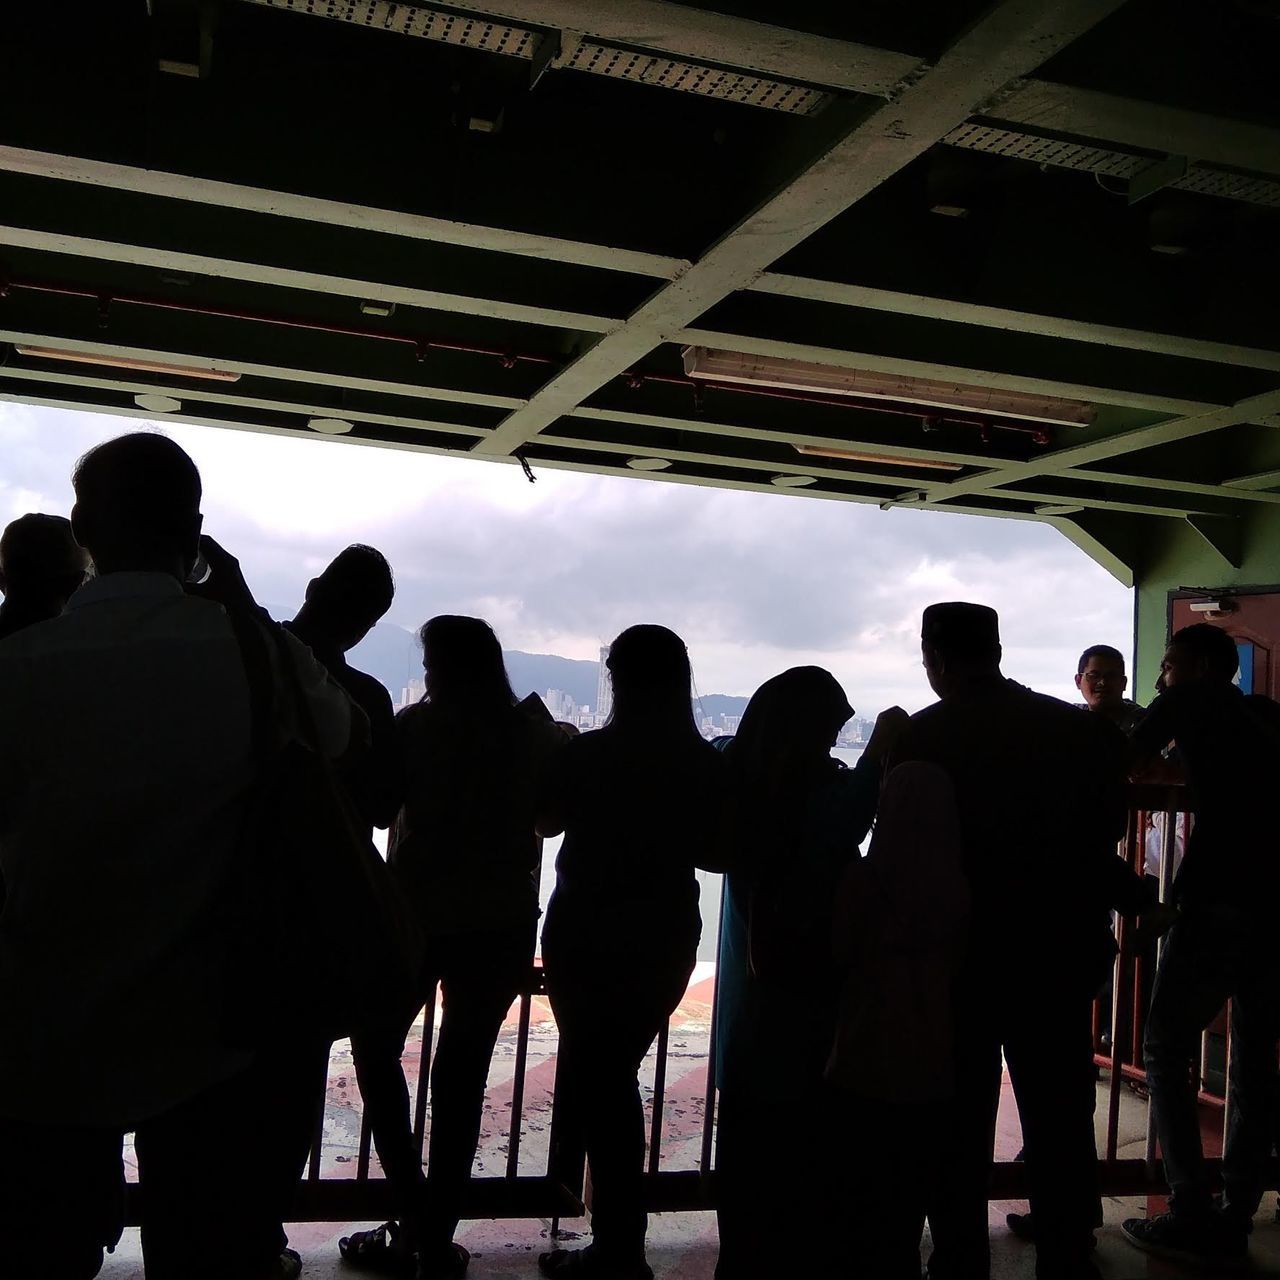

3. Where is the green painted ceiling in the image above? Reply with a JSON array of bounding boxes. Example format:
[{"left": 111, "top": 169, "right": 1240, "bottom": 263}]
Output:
[{"left": 1, "top": 0, "right": 1278, "bottom": 586}]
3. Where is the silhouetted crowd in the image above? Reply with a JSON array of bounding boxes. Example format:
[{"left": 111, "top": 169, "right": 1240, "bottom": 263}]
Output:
[{"left": 1, "top": 432, "right": 1279, "bottom": 1280}]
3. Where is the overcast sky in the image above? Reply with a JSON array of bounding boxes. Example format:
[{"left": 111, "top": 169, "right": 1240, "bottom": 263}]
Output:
[{"left": 0, "top": 403, "right": 1136, "bottom": 713}]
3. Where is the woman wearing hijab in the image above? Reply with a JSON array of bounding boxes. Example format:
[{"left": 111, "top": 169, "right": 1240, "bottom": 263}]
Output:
[
  {"left": 826, "top": 760, "right": 971, "bottom": 1279},
  {"left": 713, "top": 668, "right": 907, "bottom": 1280},
  {"left": 536, "top": 625, "right": 725, "bottom": 1280}
]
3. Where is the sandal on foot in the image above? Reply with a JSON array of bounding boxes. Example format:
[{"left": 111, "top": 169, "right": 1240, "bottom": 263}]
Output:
[{"left": 339, "top": 1223, "right": 416, "bottom": 1277}]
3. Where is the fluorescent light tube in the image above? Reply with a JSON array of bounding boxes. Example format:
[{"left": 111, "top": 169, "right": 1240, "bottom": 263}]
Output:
[
  {"left": 683, "top": 346, "right": 1095, "bottom": 427},
  {"left": 795, "top": 444, "right": 963, "bottom": 472},
  {"left": 14, "top": 346, "right": 242, "bottom": 383}
]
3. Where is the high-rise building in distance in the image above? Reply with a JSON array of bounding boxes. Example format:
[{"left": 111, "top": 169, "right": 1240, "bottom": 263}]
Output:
[{"left": 595, "top": 644, "right": 612, "bottom": 724}]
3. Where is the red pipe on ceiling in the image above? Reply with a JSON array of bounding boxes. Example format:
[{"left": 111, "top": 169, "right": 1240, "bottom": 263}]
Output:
[{"left": 0, "top": 275, "right": 1052, "bottom": 445}]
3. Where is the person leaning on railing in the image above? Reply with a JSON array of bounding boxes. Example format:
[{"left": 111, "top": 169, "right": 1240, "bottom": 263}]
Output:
[
  {"left": 535, "top": 625, "right": 726, "bottom": 1280},
  {"left": 343, "top": 615, "right": 567, "bottom": 1280},
  {"left": 1122, "top": 623, "right": 1280, "bottom": 1268}
]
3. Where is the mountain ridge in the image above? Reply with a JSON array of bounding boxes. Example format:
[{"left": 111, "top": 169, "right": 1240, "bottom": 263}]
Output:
[{"left": 343, "top": 620, "right": 748, "bottom": 716}]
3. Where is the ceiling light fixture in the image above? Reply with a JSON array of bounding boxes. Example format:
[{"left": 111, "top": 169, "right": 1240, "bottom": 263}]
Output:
[
  {"left": 770, "top": 474, "right": 817, "bottom": 488},
  {"left": 683, "top": 347, "right": 1095, "bottom": 427},
  {"left": 13, "top": 345, "right": 242, "bottom": 382},
  {"left": 1034, "top": 503, "right": 1085, "bottom": 516},
  {"left": 133, "top": 393, "right": 182, "bottom": 414},
  {"left": 308, "top": 418, "right": 354, "bottom": 435},
  {"left": 626, "top": 457, "right": 671, "bottom": 471},
  {"left": 794, "top": 444, "right": 964, "bottom": 472}
]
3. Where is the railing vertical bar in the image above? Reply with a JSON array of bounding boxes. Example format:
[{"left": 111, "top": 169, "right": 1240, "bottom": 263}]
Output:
[
  {"left": 356, "top": 1103, "right": 374, "bottom": 1182},
  {"left": 1107, "top": 807, "right": 1141, "bottom": 1161},
  {"left": 308, "top": 1061, "right": 326, "bottom": 1181},
  {"left": 1223, "top": 1000, "right": 1235, "bottom": 1159},
  {"left": 700, "top": 878, "right": 726, "bottom": 1181},
  {"left": 648, "top": 1021, "right": 670, "bottom": 1175},
  {"left": 1146, "top": 803, "right": 1182, "bottom": 1170},
  {"left": 505, "top": 987, "right": 534, "bottom": 1180},
  {"left": 415, "top": 985, "right": 439, "bottom": 1162}
]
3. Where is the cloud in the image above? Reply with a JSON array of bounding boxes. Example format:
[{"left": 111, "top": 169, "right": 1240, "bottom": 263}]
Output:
[{"left": 0, "top": 404, "right": 1134, "bottom": 712}]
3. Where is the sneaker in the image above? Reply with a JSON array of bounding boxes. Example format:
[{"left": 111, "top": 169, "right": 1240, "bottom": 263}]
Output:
[{"left": 1122, "top": 1211, "right": 1248, "bottom": 1268}]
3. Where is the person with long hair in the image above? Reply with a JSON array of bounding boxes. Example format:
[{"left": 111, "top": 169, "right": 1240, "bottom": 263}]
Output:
[
  {"left": 343, "top": 616, "right": 567, "bottom": 1280},
  {"left": 712, "top": 667, "right": 906, "bottom": 1280},
  {"left": 536, "top": 625, "right": 725, "bottom": 1280}
]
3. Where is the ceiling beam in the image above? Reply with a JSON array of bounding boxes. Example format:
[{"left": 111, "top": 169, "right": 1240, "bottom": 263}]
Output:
[
  {"left": 749, "top": 275, "right": 1280, "bottom": 374},
  {"left": 440, "top": 1, "right": 923, "bottom": 98},
  {"left": 0, "top": 146, "right": 688, "bottom": 280},
  {"left": 986, "top": 80, "right": 1280, "bottom": 180},
  {"left": 0, "top": 357, "right": 1229, "bottom": 520},
  {"left": 972, "top": 487, "right": 1216, "bottom": 519},
  {"left": 901, "top": 387, "right": 1280, "bottom": 505},
  {"left": 0, "top": 327, "right": 526, "bottom": 411},
  {"left": 0, "top": 364, "right": 489, "bottom": 439},
  {"left": 0, "top": 224, "right": 623, "bottom": 335},
  {"left": 1042, "top": 515, "right": 1135, "bottom": 587},
  {"left": 675, "top": 327, "right": 1217, "bottom": 417},
  {"left": 1186, "top": 514, "right": 1245, "bottom": 570},
  {"left": 572, "top": 405, "right": 1280, "bottom": 507},
  {"left": 474, "top": 0, "right": 1131, "bottom": 458},
  {"left": 1224, "top": 468, "right": 1280, "bottom": 491},
  {"left": 537, "top": 432, "right": 951, "bottom": 493},
  {"left": 1057, "top": 467, "right": 1280, "bottom": 506},
  {"left": 442, "top": 4, "right": 1280, "bottom": 182},
  {"left": 570, "top": 404, "right": 1003, "bottom": 469}
]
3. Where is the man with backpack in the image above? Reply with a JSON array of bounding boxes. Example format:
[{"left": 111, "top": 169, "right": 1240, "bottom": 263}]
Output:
[{"left": 0, "top": 433, "right": 362, "bottom": 1280}]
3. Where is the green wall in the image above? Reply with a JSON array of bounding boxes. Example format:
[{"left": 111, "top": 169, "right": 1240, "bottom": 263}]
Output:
[{"left": 1133, "top": 504, "right": 1280, "bottom": 697}]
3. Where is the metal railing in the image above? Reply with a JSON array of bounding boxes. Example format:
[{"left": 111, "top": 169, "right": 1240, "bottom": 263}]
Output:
[{"left": 121, "top": 786, "right": 1241, "bottom": 1221}]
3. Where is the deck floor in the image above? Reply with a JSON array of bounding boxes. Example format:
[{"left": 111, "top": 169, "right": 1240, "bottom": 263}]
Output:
[
  {"left": 87, "top": 1044, "right": 1276, "bottom": 1278},
  {"left": 91, "top": 1202, "right": 1280, "bottom": 1279}
]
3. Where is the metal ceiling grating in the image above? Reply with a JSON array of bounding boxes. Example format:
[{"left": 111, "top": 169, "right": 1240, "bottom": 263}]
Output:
[
  {"left": 246, "top": 0, "right": 540, "bottom": 57},
  {"left": 240, "top": 0, "right": 829, "bottom": 114},
  {"left": 560, "top": 40, "right": 828, "bottom": 114},
  {"left": 944, "top": 122, "right": 1280, "bottom": 208}
]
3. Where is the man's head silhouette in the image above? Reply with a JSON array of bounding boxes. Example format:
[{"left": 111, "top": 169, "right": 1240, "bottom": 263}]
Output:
[
  {"left": 71, "top": 433, "right": 202, "bottom": 579},
  {"left": 1157, "top": 622, "right": 1240, "bottom": 693},
  {"left": 297, "top": 544, "right": 395, "bottom": 654},
  {"left": 920, "top": 602, "right": 1003, "bottom": 699}
]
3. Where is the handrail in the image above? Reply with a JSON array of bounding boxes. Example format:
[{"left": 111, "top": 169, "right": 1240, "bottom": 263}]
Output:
[{"left": 119, "top": 784, "right": 1235, "bottom": 1226}]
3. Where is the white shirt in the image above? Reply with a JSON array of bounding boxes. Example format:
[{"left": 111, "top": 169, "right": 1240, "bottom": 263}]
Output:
[{"left": 0, "top": 573, "right": 355, "bottom": 1127}]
